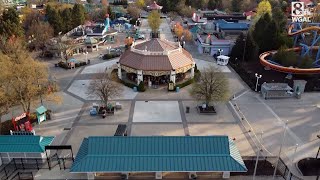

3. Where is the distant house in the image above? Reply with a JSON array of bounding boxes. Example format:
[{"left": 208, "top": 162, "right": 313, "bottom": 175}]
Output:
[
  {"left": 1, "top": 0, "right": 26, "bottom": 7},
  {"left": 213, "top": 20, "right": 250, "bottom": 36},
  {"left": 59, "top": 0, "right": 86, "bottom": 4}
]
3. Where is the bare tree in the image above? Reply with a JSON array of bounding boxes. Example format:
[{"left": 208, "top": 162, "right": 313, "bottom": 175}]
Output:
[
  {"left": 87, "top": 72, "right": 123, "bottom": 106},
  {"left": 26, "top": 21, "right": 54, "bottom": 51},
  {"left": 190, "top": 66, "right": 229, "bottom": 107}
]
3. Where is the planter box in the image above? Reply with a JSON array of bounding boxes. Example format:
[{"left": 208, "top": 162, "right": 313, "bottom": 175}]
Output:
[{"left": 196, "top": 106, "right": 217, "bottom": 114}]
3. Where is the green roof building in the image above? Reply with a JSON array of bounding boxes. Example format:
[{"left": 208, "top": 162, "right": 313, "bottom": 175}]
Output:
[
  {"left": 71, "top": 136, "right": 247, "bottom": 179},
  {"left": 0, "top": 135, "right": 54, "bottom": 164}
]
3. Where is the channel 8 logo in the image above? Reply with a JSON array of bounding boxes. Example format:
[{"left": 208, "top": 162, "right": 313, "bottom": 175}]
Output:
[{"left": 291, "top": 2, "right": 305, "bottom": 17}]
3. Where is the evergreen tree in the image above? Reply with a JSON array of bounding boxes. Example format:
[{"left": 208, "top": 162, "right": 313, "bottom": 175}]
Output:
[
  {"left": 260, "top": 20, "right": 278, "bottom": 52},
  {"left": 207, "top": 0, "right": 216, "bottom": 10},
  {"left": 252, "top": 13, "right": 271, "bottom": 52},
  {"left": 0, "top": 8, "right": 23, "bottom": 38},
  {"left": 244, "top": 32, "right": 259, "bottom": 62},
  {"left": 272, "top": 6, "right": 287, "bottom": 32},
  {"left": 61, "top": 8, "right": 73, "bottom": 33},
  {"left": 231, "top": 32, "right": 259, "bottom": 63},
  {"left": 72, "top": 4, "right": 85, "bottom": 27},
  {"left": 232, "top": 0, "right": 242, "bottom": 12},
  {"left": 49, "top": 10, "right": 63, "bottom": 35},
  {"left": 230, "top": 33, "right": 245, "bottom": 63},
  {"left": 108, "top": 6, "right": 115, "bottom": 20}
]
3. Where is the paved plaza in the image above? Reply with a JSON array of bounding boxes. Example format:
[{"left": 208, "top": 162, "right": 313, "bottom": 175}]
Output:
[{"left": 133, "top": 101, "right": 182, "bottom": 122}]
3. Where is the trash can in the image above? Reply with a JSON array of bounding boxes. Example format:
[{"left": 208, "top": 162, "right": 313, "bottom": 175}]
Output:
[
  {"left": 133, "top": 86, "right": 137, "bottom": 92},
  {"left": 176, "top": 87, "right": 180, "bottom": 92},
  {"left": 186, "top": 106, "right": 190, "bottom": 113},
  {"left": 46, "top": 111, "right": 51, "bottom": 120}
]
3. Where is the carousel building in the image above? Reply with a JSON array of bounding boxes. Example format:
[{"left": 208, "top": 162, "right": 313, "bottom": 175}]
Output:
[{"left": 118, "top": 38, "right": 195, "bottom": 86}]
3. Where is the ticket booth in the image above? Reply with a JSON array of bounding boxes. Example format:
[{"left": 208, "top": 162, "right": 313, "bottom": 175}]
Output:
[
  {"left": 217, "top": 55, "right": 230, "bottom": 66},
  {"left": 36, "top": 106, "right": 47, "bottom": 124}
]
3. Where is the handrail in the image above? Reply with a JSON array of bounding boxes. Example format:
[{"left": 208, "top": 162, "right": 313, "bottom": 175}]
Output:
[{"left": 231, "top": 101, "right": 273, "bottom": 156}]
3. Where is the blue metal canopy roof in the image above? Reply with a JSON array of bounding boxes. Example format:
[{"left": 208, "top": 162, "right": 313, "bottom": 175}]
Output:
[
  {"left": 71, "top": 136, "right": 247, "bottom": 173},
  {"left": 0, "top": 135, "right": 54, "bottom": 153},
  {"left": 36, "top": 106, "right": 47, "bottom": 114}
]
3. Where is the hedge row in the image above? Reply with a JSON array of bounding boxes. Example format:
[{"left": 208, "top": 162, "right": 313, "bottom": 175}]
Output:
[
  {"left": 175, "top": 78, "right": 195, "bottom": 89},
  {"left": 58, "top": 61, "right": 87, "bottom": 69},
  {"left": 102, "top": 54, "right": 120, "bottom": 60},
  {"left": 174, "top": 70, "right": 201, "bottom": 89}
]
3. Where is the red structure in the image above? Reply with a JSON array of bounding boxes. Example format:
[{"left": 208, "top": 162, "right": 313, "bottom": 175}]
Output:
[
  {"left": 147, "top": 1, "right": 163, "bottom": 11},
  {"left": 12, "top": 112, "right": 33, "bottom": 132}
]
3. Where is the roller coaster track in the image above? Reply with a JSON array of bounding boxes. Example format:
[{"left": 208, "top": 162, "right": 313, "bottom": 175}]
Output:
[
  {"left": 287, "top": 24, "right": 320, "bottom": 36},
  {"left": 259, "top": 24, "right": 320, "bottom": 74}
]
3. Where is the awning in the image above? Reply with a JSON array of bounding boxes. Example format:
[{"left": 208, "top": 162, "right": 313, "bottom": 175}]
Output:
[
  {"left": 0, "top": 135, "right": 54, "bottom": 153},
  {"left": 36, "top": 106, "right": 47, "bottom": 114},
  {"left": 71, "top": 136, "right": 247, "bottom": 173}
]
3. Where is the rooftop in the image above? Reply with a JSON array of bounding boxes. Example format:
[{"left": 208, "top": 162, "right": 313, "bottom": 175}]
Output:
[
  {"left": 262, "top": 83, "right": 293, "bottom": 91},
  {"left": 70, "top": 136, "right": 247, "bottom": 173},
  {"left": 147, "top": 1, "right": 163, "bottom": 10},
  {"left": 134, "top": 38, "right": 178, "bottom": 52},
  {"left": 119, "top": 39, "right": 194, "bottom": 71},
  {"left": 215, "top": 20, "right": 250, "bottom": 30},
  {"left": 0, "top": 135, "right": 54, "bottom": 153}
]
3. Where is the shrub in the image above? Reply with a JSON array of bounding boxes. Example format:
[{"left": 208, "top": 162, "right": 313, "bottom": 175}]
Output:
[
  {"left": 298, "top": 56, "right": 314, "bottom": 69},
  {"left": 58, "top": 61, "right": 70, "bottom": 69},
  {"left": 1, "top": 120, "right": 14, "bottom": 135},
  {"left": 58, "top": 61, "right": 87, "bottom": 69},
  {"left": 175, "top": 78, "right": 195, "bottom": 89},
  {"left": 272, "top": 47, "right": 298, "bottom": 67},
  {"left": 102, "top": 54, "right": 120, "bottom": 60},
  {"left": 120, "top": 79, "right": 135, "bottom": 89},
  {"left": 138, "top": 81, "right": 145, "bottom": 92}
]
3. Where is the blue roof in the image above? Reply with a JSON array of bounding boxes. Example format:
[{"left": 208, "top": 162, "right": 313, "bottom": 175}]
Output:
[
  {"left": 71, "top": 136, "right": 247, "bottom": 173},
  {"left": 215, "top": 20, "right": 249, "bottom": 30},
  {"left": 0, "top": 135, "right": 54, "bottom": 153},
  {"left": 36, "top": 106, "right": 47, "bottom": 114}
]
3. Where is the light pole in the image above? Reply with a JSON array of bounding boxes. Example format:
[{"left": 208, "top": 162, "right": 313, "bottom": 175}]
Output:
[
  {"left": 83, "top": 51, "right": 88, "bottom": 64},
  {"left": 242, "top": 38, "right": 247, "bottom": 62},
  {"left": 253, "top": 131, "right": 264, "bottom": 180},
  {"left": 242, "top": 37, "right": 247, "bottom": 62},
  {"left": 255, "top": 73, "right": 262, "bottom": 92},
  {"left": 273, "top": 120, "right": 289, "bottom": 179},
  {"left": 292, "top": 144, "right": 299, "bottom": 165}
]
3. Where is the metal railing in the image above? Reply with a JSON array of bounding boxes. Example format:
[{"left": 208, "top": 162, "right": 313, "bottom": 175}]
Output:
[
  {"left": 229, "top": 100, "right": 304, "bottom": 180},
  {"left": 0, "top": 156, "right": 74, "bottom": 180}
]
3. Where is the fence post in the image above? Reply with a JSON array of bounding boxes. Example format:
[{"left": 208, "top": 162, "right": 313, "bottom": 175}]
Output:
[
  {"left": 36, "top": 159, "right": 39, "bottom": 170},
  {"left": 63, "top": 158, "right": 66, "bottom": 170},
  {"left": 4, "top": 166, "right": 8, "bottom": 179},
  {"left": 13, "top": 158, "right": 17, "bottom": 170},
  {"left": 21, "top": 158, "right": 25, "bottom": 170}
]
